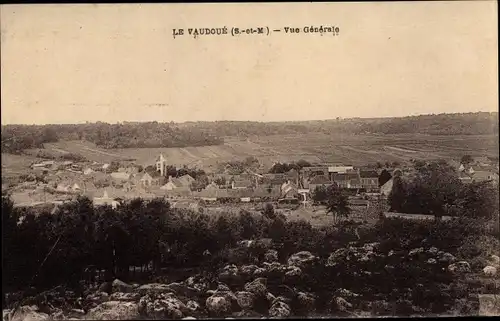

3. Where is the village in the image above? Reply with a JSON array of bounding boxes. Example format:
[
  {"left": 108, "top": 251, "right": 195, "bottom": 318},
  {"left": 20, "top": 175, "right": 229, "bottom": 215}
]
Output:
[{"left": 3, "top": 151, "right": 499, "bottom": 218}]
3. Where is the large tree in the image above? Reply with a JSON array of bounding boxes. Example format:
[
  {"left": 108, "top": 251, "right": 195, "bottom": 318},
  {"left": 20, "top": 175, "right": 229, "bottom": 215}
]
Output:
[{"left": 325, "top": 185, "right": 351, "bottom": 224}]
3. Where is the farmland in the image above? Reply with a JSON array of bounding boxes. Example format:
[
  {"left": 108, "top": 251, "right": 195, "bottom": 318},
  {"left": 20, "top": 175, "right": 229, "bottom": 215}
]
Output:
[{"left": 13, "top": 132, "right": 498, "bottom": 172}]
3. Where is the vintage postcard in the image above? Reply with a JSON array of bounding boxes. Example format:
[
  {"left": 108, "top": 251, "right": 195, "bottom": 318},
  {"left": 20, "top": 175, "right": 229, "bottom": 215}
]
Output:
[{"left": 1, "top": 2, "right": 499, "bottom": 319}]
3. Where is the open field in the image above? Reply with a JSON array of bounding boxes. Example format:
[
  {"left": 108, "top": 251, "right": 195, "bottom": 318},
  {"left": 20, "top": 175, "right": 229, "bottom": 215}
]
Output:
[{"left": 5, "top": 132, "right": 498, "bottom": 174}]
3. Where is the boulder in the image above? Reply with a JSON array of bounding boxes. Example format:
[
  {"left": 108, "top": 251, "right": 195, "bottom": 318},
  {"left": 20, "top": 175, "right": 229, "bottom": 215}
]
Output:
[
  {"left": 479, "top": 294, "right": 500, "bottom": 316},
  {"left": 326, "top": 248, "right": 349, "bottom": 267},
  {"left": 359, "top": 251, "right": 377, "bottom": 263},
  {"left": 85, "top": 292, "right": 110, "bottom": 305},
  {"left": 448, "top": 261, "right": 471, "bottom": 274},
  {"left": 240, "top": 265, "right": 259, "bottom": 277},
  {"left": 138, "top": 293, "right": 188, "bottom": 320},
  {"left": 362, "top": 242, "right": 380, "bottom": 252},
  {"left": 253, "top": 238, "right": 273, "bottom": 249},
  {"left": 297, "top": 292, "right": 316, "bottom": 312},
  {"left": 98, "top": 282, "right": 112, "bottom": 294},
  {"left": 237, "top": 240, "right": 254, "bottom": 248},
  {"left": 266, "top": 292, "right": 276, "bottom": 304},
  {"left": 262, "top": 262, "right": 286, "bottom": 277},
  {"left": 109, "top": 292, "right": 141, "bottom": 302},
  {"left": 218, "top": 265, "right": 240, "bottom": 283},
  {"left": 186, "top": 300, "right": 201, "bottom": 313},
  {"left": 253, "top": 268, "right": 266, "bottom": 278},
  {"left": 136, "top": 283, "right": 172, "bottom": 295},
  {"left": 331, "top": 297, "right": 353, "bottom": 313},
  {"left": 427, "top": 258, "right": 437, "bottom": 265},
  {"left": 3, "top": 309, "right": 12, "bottom": 321},
  {"left": 111, "top": 279, "right": 133, "bottom": 294},
  {"left": 49, "top": 309, "right": 65, "bottom": 320},
  {"left": 10, "top": 306, "right": 49, "bottom": 321},
  {"left": 87, "top": 301, "right": 139, "bottom": 320},
  {"left": 164, "top": 282, "right": 200, "bottom": 297},
  {"left": 264, "top": 250, "right": 279, "bottom": 263},
  {"left": 235, "top": 291, "right": 255, "bottom": 310},
  {"left": 205, "top": 296, "right": 231, "bottom": 317},
  {"left": 287, "top": 251, "right": 317, "bottom": 269},
  {"left": 483, "top": 266, "right": 497, "bottom": 276},
  {"left": 488, "top": 255, "right": 500, "bottom": 267},
  {"left": 268, "top": 300, "right": 291, "bottom": 318},
  {"left": 335, "top": 289, "right": 360, "bottom": 299},
  {"left": 427, "top": 247, "right": 439, "bottom": 255},
  {"left": 284, "top": 266, "right": 302, "bottom": 279},
  {"left": 438, "top": 252, "right": 457, "bottom": 264},
  {"left": 244, "top": 278, "right": 268, "bottom": 298},
  {"left": 182, "top": 317, "right": 196, "bottom": 320},
  {"left": 408, "top": 247, "right": 424, "bottom": 257},
  {"left": 184, "top": 276, "right": 209, "bottom": 293}
]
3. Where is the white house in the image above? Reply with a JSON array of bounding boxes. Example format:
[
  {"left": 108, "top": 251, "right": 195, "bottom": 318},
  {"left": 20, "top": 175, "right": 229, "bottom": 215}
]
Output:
[{"left": 93, "top": 190, "right": 119, "bottom": 209}]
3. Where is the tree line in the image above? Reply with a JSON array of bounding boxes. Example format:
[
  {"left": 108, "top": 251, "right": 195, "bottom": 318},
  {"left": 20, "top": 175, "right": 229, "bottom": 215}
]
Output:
[
  {"left": 1, "top": 122, "right": 223, "bottom": 154},
  {"left": 388, "top": 160, "right": 499, "bottom": 219},
  {"left": 3, "top": 112, "right": 497, "bottom": 153}
]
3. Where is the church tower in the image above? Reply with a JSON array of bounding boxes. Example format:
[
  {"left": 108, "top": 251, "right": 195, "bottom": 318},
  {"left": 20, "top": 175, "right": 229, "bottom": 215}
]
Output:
[{"left": 156, "top": 153, "right": 167, "bottom": 176}]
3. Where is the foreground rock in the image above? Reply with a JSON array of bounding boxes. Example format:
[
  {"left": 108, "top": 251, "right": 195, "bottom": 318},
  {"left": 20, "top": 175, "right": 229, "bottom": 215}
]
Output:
[
  {"left": 111, "top": 279, "right": 133, "bottom": 294},
  {"left": 235, "top": 291, "right": 255, "bottom": 311},
  {"left": 9, "top": 306, "right": 49, "bottom": 321},
  {"left": 269, "top": 298, "right": 291, "bottom": 318},
  {"left": 87, "top": 301, "right": 139, "bottom": 320},
  {"left": 287, "top": 251, "right": 317, "bottom": 269},
  {"left": 448, "top": 261, "right": 471, "bottom": 274},
  {"left": 264, "top": 250, "right": 279, "bottom": 263},
  {"left": 136, "top": 283, "right": 172, "bottom": 295},
  {"left": 483, "top": 266, "right": 497, "bottom": 276},
  {"left": 244, "top": 278, "right": 268, "bottom": 298},
  {"left": 109, "top": 292, "right": 141, "bottom": 302},
  {"left": 205, "top": 295, "right": 231, "bottom": 317},
  {"left": 138, "top": 292, "right": 190, "bottom": 319}
]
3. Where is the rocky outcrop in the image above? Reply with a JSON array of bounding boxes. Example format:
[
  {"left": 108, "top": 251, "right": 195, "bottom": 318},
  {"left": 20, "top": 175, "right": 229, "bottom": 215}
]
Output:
[
  {"left": 235, "top": 291, "right": 255, "bottom": 310},
  {"left": 111, "top": 279, "right": 133, "bottom": 294},
  {"left": 264, "top": 250, "right": 279, "bottom": 263},
  {"left": 269, "top": 298, "right": 291, "bottom": 318},
  {"left": 287, "top": 251, "right": 317, "bottom": 269},
  {"left": 9, "top": 306, "right": 49, "bottom": 321},
  {"left": 483, "top": 266, "right": 497, "bottom": 276},
  {"left": 448, "top": 261, "right": 471, "bottom": 274},
  {"left": 87, "top": 301, "right": 139, "bottom": 320},
  {"left": 138, "top": 292, "right": 190, "bottom": 320},
  {"left": 109, "top": 292, "right": 141, "bottom": 302},
  {"left": 218, "top": 265, "right": 240, "bottom": 284},
  {"left": 136, "top": 283, "right": 172, "bottom": 296},
  {"left": 205, "top": 295, "right": 231, "bottom": 317},
  {"left": 244, "top": 278, "right": 268, "bottom": 298}
]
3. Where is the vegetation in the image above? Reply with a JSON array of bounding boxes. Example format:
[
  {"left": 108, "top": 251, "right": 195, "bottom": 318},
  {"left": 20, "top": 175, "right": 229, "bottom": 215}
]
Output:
[
  {"left": 1, "top": 122, "right": 223, "bottom": 153},
  {"left": 356, "top": 112, "right": 498, "bottom": 135},
  {"left": 2, "top": 182, "right": 499, "bottom": 317},
  {"left": 388, "top": 160, "right": 499, "bottom": 219},
  {"left": 269, "top": 160, "right": 311, "bottom": 174},
  {"left": 3, "top": 112, "right": 497, "bottom": 153}
]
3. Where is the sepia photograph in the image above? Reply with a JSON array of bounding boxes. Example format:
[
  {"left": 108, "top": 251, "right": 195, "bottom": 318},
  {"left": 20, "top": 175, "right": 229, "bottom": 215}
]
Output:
[{"left": 1, "top": 1, "right": 499, "bottom": 319}]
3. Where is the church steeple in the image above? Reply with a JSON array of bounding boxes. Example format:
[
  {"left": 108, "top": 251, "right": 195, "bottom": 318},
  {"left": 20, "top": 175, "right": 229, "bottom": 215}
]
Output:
[{"left": 156, "top": 153, "right": 167, "bottom": 176}]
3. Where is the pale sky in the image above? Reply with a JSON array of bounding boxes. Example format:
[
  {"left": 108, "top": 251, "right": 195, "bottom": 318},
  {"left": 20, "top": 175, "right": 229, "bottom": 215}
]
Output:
[{"left": 1, "top": 2, "right": 498, "bottom": 125}]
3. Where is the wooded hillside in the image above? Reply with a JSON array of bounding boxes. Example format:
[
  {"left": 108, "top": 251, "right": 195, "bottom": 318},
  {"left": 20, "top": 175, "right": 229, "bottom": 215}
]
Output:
[{"left": 2, "top": 112, "right": 497, "bottom": 152}]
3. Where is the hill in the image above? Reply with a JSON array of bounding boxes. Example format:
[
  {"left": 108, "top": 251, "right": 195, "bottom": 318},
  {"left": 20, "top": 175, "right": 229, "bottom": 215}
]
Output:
[{"left": 1, "top": 112, "right": 497, "bottom": 153}]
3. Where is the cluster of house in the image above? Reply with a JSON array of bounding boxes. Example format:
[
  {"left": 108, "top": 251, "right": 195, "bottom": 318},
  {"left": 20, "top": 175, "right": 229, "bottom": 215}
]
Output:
[
  {"left": 455, "top": 157, "right": 499, "bottom": 184},
  {"left": 13, "top": 153, "right": 498, "bottom": 210}
]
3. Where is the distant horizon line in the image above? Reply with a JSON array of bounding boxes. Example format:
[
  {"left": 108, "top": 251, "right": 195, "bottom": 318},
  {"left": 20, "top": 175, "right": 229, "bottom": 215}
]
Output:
[{"left": 1, "top": 110, "right": 498, "bottom": 126}]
